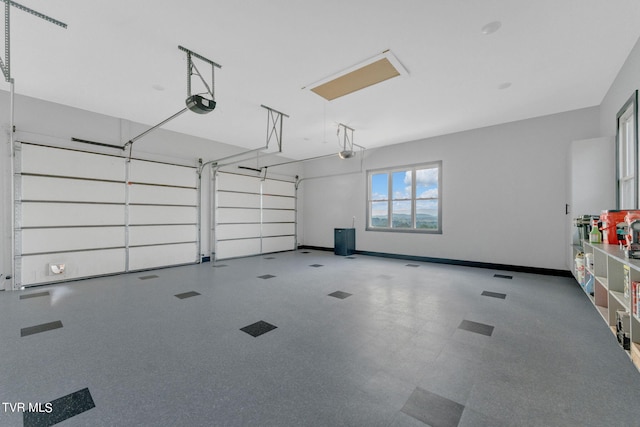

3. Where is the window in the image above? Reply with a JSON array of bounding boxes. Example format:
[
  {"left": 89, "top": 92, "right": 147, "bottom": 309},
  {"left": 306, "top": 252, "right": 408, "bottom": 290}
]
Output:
[
  {"left": 367, "top": 161, "right": 442, "bottom": 233},
  {"left": 617, "top": 91, "right": 638, "bottom": 209}
]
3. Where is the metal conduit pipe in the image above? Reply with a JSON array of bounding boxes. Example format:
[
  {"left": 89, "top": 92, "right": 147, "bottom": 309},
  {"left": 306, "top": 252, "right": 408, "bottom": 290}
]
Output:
[
  {"left": 8, "top": 78, "right": 15, "bottom": 289},
  {"left": 208, "top": 145, "right": 268, "bottom": 166},
  {"left": 195, "top": 158, "right": 219, "bottom": 263},
  {"left": 263, "top": 152, "right": 336, "bottom": 168},
  {"left": 195, "top": 158, "right": 202, "bottom": 264},
  {"left": 123, "top": 107, "right": 189, "bottom": 152},
  {"left": 266, "top": 143, "right": 366, "bottom": 170},
  {"left": 210, "top": 163, "right": 216, "bottom": 263},
  {"left": 204, "top": 104, "right": 287, "bottom": 170},
  {"left": 215, "top": 150, "right": 282, "bottom": 170}
]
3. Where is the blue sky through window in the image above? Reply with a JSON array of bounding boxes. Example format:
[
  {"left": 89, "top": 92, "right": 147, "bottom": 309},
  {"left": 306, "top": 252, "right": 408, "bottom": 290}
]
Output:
[
  {"left": 371, "top": 173, "right": 388, "bottom": 200},
  {"left": 369, "top": 164, "right": 440, "bottom": 231}
]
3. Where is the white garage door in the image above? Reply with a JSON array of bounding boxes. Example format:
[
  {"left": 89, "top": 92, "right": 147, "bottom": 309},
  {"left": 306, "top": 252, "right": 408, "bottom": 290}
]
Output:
[
  {"left": 215, "top": 171, "right": 295, "bottom": 260},
  {"left": 16, "top": 142, "right": 198, "bottom": 287},
  {"left": 128, "top": 159, "right": 198, "bottom": 271}
]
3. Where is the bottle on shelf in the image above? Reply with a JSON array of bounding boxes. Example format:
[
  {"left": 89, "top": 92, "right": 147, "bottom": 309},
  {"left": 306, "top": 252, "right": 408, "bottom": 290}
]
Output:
[
  {"left": 589, "top": 219, "right": 601, "bottom": 244},
  {"left": 575, "top": 252, "right": 585, "bottom": 285},
  {"left": 624, "top": 265, "right": 631, "bottom": 299},
  {"left": 632, "top": 281, "right": 638, "bottom": 317}
]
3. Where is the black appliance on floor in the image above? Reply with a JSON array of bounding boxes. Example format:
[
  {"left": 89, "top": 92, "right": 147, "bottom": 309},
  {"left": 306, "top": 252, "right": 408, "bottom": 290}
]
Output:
[{"left": 334, "top": 228, "right": 355, "bottom": 256}]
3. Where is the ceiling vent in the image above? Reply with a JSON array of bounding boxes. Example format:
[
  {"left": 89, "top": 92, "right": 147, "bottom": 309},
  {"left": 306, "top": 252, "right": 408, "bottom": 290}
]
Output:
[{"left": 304, "top": 50, "right": 408, "bottom": 101}]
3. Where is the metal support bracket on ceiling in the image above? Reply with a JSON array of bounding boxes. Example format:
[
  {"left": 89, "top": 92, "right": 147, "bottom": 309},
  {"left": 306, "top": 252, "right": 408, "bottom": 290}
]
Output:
[
  {"left": 199, "top": 104, "right": 289, "bottom": 173},
  {"left": 261, "top": 104, "right": 289, "bottom": 153},
  {"left": 180, "top": 45, "right": 221, "bottom": 114},
  {"left": 0, "top": 0, "right": 67, "bottom": 82},
  {"left": 179, "top": 45, "right": 221, "bottom": 97},
  {"left": 337, "top": 123, "right": 355, "bottom": 159},
  {"left": 121, "top": 46, "right": 221, "bottom": 157}
]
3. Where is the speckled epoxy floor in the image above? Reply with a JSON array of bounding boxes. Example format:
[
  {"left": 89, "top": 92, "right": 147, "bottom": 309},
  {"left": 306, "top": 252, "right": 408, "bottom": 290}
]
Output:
[{"left": 1, "top": 250, "right": 640, "bottom": 426}]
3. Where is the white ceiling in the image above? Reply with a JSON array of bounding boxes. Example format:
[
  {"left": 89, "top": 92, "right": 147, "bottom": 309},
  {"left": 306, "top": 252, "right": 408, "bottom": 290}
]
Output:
[{"left": 5, "top": 0, "right": 640, "bottom": 160}]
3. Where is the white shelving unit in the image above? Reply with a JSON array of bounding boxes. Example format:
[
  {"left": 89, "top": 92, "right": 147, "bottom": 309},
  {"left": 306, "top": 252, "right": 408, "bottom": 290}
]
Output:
[{"left": 575, "top": 242, "right": 640, "bottom": 370}]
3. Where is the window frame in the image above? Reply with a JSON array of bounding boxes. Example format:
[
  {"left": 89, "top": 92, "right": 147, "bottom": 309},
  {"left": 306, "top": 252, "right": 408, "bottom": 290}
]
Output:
[
  {"left": 366, "top": 161, "right": 442, "bottom": 234},
  {"left": 616, "top": 90, "right": 639, "bottom": 209}
]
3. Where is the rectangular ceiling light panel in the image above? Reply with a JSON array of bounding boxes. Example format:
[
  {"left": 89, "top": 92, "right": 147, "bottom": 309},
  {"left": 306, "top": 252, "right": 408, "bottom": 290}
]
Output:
[{"left": 306, "top": 50, "right": 408, "bottom": 101}]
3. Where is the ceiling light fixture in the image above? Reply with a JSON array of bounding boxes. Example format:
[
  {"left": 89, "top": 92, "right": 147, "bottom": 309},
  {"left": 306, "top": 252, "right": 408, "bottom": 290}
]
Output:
[
  {"left": 304, "top": 50, "right": 408, "bottom": 101},
  {"left": 481, "top": 21, "right": 502, "bottom": 35}
]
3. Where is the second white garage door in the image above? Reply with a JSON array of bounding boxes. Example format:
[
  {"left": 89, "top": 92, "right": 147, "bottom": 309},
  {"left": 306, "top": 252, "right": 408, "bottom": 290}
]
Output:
[{"left": 214, "top": 171, "right": 295, "bottom": 260}]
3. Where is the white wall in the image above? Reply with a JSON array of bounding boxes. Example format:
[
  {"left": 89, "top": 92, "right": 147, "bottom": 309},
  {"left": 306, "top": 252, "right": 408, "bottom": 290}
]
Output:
[
  {"left": 0, "top": 73, "right": 620, "bottom": 283},
  {"left": 565, "top": 137, "right": 616, "bottom": 268},
  {"left": 301, "top": 107, "right": 601, "bottom": 271},
  {"left": 0, "top": 91, "right": 300, "bottom": 289}
]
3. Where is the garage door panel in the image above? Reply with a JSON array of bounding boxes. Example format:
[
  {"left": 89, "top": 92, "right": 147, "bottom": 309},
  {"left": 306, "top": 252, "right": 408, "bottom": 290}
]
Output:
[
  {"left": 129, "top": 243, "right": 197, "bottom": 270},
  {"left": 129, "top": 159, "right": 196, "bottom": 187},
  {"left": 127, "top": 160, "right": 198, "bottom": 272},
  {"left": 262, "top": 223, "right": 295, "bottom": 237},
  {"left": 217, "top": 173, "right": 260, "bottom": 193},
  {"left": 22, "top": 227, "right": 125, "bottom": 254},
  {"left": 129, "top": 225, "right": 197, "bottom": 246},
  {"left": 129, "top": 205, "right": 197, "bottom": 225},
  {"left": 262, "top": 195, "right": 295, "bottom": 209},
  {"left": 22, "top": 144, "right": 125, "bottom": 181},
  {"left": 22, "top": 203, "right": 125, "bottom": 227},
  {"left": 262, "top": 179, "right": 295, "bottom": 196},
  {"left": 22, "top": 176, "right": 125, "bottom": 204},
  {"left": 129, "top": 185, "right": 196, "bottom": 206},
  {"left": 21, "top": 249, "right": 126, "bottom": 286},
  {"left": 216, "top": 224, "right": 261, "bottom": 241},
  {"left": 217, "top": 208, "right": 261, "bottom": 224},
  {"left": 262, "top": 236, "right": 295, "bottom": 254},
  {"left": 262, "top": 210, "right": 295, "bottom": 223},
  {"left": 217, "top": 192, "right": 261, "bottom": 208},
  {"left": 216, "top": 239, "right": 261, "bottom": 260}
]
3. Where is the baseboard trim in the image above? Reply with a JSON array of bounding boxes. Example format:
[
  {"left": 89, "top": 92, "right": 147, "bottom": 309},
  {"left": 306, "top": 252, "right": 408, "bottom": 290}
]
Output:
[
  {"left": 297, "top": 246, "right": 572, "bottom": 277},
  {"left": 298, "top": 245, "right": 334, "bottom": 252}
]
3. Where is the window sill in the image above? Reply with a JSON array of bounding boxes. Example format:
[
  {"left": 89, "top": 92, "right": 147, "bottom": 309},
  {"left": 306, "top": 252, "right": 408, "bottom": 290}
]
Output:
[{"left": 365, "top": 227, "right": 442, "bottom": 234}]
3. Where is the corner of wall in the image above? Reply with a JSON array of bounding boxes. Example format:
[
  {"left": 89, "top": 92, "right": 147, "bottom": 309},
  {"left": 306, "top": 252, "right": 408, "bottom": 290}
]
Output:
[{"left": 599, "top": 35, "right": 640, "bottom": 136}]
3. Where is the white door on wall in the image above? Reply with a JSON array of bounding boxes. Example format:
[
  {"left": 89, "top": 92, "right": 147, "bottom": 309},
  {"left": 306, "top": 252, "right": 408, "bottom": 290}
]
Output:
[
  {"left": 214, "top": 171, "right": 295, "bottom": 260},
  {"left": 16, "top": 142, "right": 198, "bottom": 287}
]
